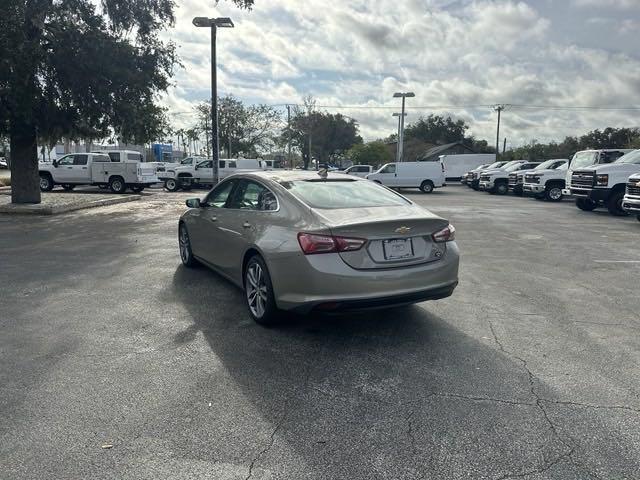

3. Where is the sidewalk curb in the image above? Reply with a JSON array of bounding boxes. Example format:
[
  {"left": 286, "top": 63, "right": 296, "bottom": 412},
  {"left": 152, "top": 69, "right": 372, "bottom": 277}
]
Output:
[{"left": 0, "top": 195, "right": 141, "bottom": 215}]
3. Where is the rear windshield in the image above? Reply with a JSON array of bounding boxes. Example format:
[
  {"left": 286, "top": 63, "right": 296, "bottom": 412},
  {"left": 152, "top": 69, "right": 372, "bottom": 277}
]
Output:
[{"left": 280, "top": 179, "right": 410, "bottom": 209}]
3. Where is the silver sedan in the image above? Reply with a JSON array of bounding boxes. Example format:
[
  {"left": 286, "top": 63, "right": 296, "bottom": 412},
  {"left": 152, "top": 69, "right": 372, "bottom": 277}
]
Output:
[{"left": 178, "top": 170, "right": 459, "bottom": 325}]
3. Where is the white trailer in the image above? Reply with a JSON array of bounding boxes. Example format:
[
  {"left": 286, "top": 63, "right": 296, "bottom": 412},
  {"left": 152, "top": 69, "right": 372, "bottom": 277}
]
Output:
[{"left": 440, "top": 154, "right": 496, "bottom": 180}]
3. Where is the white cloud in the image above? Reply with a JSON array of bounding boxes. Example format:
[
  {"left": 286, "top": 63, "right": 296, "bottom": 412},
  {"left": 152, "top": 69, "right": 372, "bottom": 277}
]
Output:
[{"left": 163, "top": 0, "right": 640, "bottom": 145}]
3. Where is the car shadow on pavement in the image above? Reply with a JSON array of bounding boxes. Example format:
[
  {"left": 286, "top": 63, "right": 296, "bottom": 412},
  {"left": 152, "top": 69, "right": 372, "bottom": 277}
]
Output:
[{"left": 163, "top": 265, "right": 638, "bottom": 479}]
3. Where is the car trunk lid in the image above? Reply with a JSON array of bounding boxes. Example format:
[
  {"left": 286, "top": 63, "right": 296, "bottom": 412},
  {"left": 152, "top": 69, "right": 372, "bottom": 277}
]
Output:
[{"left": 312, "top": 206, "right": 450, "bottom": 269}]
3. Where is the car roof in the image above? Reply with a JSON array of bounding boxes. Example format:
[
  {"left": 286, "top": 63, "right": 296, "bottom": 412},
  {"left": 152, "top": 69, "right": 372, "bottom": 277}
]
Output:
[{"left": 229, "top": 170, "right": 359, "bottom": 183}]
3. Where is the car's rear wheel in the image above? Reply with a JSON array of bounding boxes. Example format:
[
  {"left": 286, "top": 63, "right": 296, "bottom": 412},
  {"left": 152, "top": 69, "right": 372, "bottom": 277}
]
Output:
[
  {"left": 179, "top": 223, "right": 197, "bottom": 268},
  {"left": 39, "top": 174, "right": 54, "bottom": 192},
  {"left": 109, "top": 176, "right": 126, "bottom": 194},
  {"left": 420, "top": 180, "right": 434, "bottom": 194},
  {"left": 606, "top": 191, "right": 628, "bottom": 216},
  {"left": 576, "top": 198, "right": 597, "bottom": 211},
  {"left": 244, "top": 255, "right": 278, "bottom": 326},
  {"left": 165, "top": 179, "right": 179, "bottom": 192}
]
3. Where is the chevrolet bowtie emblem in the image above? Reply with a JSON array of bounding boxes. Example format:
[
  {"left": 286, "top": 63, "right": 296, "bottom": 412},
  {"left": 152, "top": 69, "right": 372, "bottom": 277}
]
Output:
[{"left": 395, "top": 226, "right": 411, "bottom": 234}]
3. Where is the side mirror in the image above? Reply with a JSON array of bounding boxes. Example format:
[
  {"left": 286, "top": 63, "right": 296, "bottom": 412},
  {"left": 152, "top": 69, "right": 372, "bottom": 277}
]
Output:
[
  {"left": 185, "top": 198, "right": 201, "bottom": 209},
  {"left": 52, "top": 159, "right": 58, "bottom": 168}
]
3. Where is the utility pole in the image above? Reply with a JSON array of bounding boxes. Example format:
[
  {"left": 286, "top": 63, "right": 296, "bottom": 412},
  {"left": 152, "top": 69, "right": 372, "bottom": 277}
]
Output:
[
  {"left": 287, "top": 105, "right": 292, "bottom": 168},
  {"left": 503, "top": 137, "right": 507, "bottom": 155},
  {"left": 493, "top": 105, "right": 507, "bottom": 160},
  {"left": 393, "top": 92, "right": 415, "bottom": 162}
]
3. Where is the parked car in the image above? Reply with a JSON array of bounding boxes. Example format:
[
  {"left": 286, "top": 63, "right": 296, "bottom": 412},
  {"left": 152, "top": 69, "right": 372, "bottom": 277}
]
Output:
[
  {"left": 520, "top": 160, "right": 570, "bottom": 200},
  {"left": 366, "top": 161, "right": 446, "bottom": 193},
  {"left": 468, "top": 161, "right": 510, "bottom": 190},
  {"left": 510, "top": 159, "right": 568, "bottom": 196},
  {"left": 440, "top": 154, "right": 496, "bottom": 181},
  {"left": 562, "top": 149, "right": 633, "bottom": 198},
  {"left": 461, "top": 164, "right": 491, "bottom": 185},
  {"left": 622, "top": 173, "right": 640, "bottom": 221},
  {"left": 163, "top": 158, "right": 268, "bottom": 191},
  {"left": 343, "top": 165, "right": 374, "bottom": 178},
  {"left": 39, "top": 152, "right": 157, "bottom": 193},
  {"left": 159, "top": 156, "right": 209, "bottom": 191},
  {"left": 479, "top": 161, "right": 541, "bottom": 194},
  {"left": 569, "top": 149, "right": 640, "bottom": 215},
  {"left": 178, "top": 170, "right": 459, "bottom": 324}
]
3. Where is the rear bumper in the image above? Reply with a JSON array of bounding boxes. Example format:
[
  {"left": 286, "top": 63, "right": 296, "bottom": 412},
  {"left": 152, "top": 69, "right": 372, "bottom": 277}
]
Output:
[
  {"left": 622, "top": 195, "right": 640, "bottom": 214},
  {"left": 270, "top": 242, "right": 460, "bottom": 313}
]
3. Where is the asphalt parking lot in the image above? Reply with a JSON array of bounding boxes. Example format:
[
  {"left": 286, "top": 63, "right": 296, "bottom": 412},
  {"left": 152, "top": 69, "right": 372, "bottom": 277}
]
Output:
[{"left": 1, "top": 185, "right": 639, "bottom": 479}]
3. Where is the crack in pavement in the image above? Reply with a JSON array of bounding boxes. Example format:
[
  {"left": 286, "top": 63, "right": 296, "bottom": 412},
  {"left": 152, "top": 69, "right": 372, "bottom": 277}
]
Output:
[
  {"left": 489, "top": 321, "right": 577, "bottom": 480},
  {"left": 539, "top": 399, "right": 640, "bottom": 414}
]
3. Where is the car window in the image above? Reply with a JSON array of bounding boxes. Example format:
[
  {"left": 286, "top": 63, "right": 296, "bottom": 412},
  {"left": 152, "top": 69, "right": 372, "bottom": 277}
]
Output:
[
  {"left": 180, "top": 158, "right": 193, "bottom": 165},
  {"left": 203, "top": 180, "right": 236, "bottom": 208},
  {"left": 108, "top": 152, "right": 120, "bottom": 162},
  {"left": 219, "top": 161, "right": 226, "bottom": 169},
  {"left": 73, "top": 154, "right": 88, "bottom": 166},
  {"left": 57, "top": 155, "right": 74, "bottom": 166},
  {"left": 197, "top": 160, "right": 212, "bottom": 168},
  {"left": 127, "top": 153, "right": 142, "bottom": 162},
  {"left": 230, "top": 180, "right": 278, "bottom": 211},
  {"left": 228, "top": 161, "right": 237, "bottom": 168},
  {"left": 92, "top": 155, "right": 110, "bottom": 162},
  {"left": 280, "top": 179, "right": 411, "bottom": 209},
  {"left": 381, "top": 164, "right": 396, "bottom": 174}
]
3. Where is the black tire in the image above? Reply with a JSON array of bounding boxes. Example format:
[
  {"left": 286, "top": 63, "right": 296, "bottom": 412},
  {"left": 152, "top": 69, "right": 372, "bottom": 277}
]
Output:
[
  {"left": 420, "top": 180, "right": 434, "bottom": 194},
  {"left": 109, "top": 176, "right": 127, "bottom": 194},
  {"left": 164, "top": 178, "right": 179, "bottom": 192},
  {"left": 178, "top": 223, "right": 198, "bottom": 268},
  {"left": 131, "top": 186, "right": 144, "bottom": 193},
  {"left": 495, "top": 182, "right": 508, "bottom": 195},
  {"left": 606, "top": 190, "right": 629, "bottom": 216},
  {"left": 244, "top": 255, "right": 279, "bottom": 326},
  {"left": 576, "top": 198, "right": 597, "bottom": 211},
  {"left": 39, "top": 174, "right": 54, "bottom": 192},
  {"left": 62, "top": 184, "right": 76, "bottom": 191},
  {"left": 545, "top": 184, "right": 563, "bottom": 202}
]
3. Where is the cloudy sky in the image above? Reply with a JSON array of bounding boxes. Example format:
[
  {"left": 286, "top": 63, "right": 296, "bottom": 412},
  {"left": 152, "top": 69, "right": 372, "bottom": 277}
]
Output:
[{"left": 163, "top": 0, "right": 640, "bottom": 148}]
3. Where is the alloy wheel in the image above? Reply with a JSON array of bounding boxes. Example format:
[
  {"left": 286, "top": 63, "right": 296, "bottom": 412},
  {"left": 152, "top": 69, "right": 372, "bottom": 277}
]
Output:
[
  {"left": 549, "top": 188, "right": 562, "bottom": 201},
  {"left": 246, "top": 263, "right": 268, "bottom": 319},
  {"left": 179, "top": 226, "right": 190, "bottom": 264}
]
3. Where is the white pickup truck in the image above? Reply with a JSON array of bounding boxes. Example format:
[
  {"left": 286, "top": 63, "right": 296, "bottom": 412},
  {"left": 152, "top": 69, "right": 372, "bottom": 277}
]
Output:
[
  {"left": 522, "top": 160, "right": 570, "bottom": 201},
  {"left": 622, "top": 173, "right": 640, "bottom": 221},
  {"left": 478, "top": 160, "right": 540, "bottom": 194},
  {"left": 569, "top": 149, "right": 640, "bottom": 215},
  {"left": 161, "top": 158, "right": 266, "bottom": 191},
  {"left": 39, "top": 152, "right": 158, "bottom": 193}
]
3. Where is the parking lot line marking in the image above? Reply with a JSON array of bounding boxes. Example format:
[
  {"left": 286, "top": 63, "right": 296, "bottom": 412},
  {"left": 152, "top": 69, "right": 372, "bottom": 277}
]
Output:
[{"left": 593, "top": 260, "right": 640, "bottom": 264}]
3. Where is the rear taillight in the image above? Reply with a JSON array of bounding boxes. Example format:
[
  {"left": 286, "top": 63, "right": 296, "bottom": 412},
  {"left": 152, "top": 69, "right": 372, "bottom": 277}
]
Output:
[
  {"left": 297, "top": 233, "right": 366, "bottom": 255},
  {"left": 432, "top": 225, "right": 455, "bottom": 243}
]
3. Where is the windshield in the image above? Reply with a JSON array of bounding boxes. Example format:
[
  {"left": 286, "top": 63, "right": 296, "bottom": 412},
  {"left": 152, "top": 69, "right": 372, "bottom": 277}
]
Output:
[
  {"left": 504, "top": 163, "right": 526, "bottom": 172},
  {"left": 614, "top": 150, "right": 640, "bottom": 165},
  {"left": 486, "top": 161, "right": 506, "bottom": 169},
  {"left": 534, "top": 160, "right": 558, "bottom": 170},
  {"left": 280, "top": 179, "right": 410, "bottom": 209},
  {"left": 571, "top": 151, "right": 598, "bottom": 169}
]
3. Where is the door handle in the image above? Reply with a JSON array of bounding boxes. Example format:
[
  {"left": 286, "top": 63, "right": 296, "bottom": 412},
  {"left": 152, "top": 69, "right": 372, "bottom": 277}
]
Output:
[{"left": 243, "top": 222, "right": 251, "bottom": 229}]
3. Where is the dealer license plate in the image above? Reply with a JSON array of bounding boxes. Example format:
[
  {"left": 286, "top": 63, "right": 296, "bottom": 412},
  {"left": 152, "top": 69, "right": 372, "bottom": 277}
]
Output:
[{"left": 383, "top": 238, "right": 414, "bottom": 260}]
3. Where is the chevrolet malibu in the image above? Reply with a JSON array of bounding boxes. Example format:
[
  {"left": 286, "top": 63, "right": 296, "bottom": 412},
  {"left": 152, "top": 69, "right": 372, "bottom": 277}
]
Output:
[{"left": 178, "top": 171, "right": 459, "bottom": 325}]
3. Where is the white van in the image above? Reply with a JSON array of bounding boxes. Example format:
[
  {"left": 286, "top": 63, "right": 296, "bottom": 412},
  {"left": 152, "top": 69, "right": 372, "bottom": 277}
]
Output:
[{"left": 366, "top": 161, "right": 446, "bottom": 193}]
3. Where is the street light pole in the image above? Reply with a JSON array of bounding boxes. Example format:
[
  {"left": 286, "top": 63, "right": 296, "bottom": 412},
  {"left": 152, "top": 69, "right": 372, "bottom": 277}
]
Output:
[
  {"left": 193, "top": 16, "right": 234, "bottom": 185},
  {"left": 493, "top": 105, "right": 506, "bottom": 160},
  {"left": 392, "top": 113, "right": 406, "bottom": 163},
  {"left": 393, "top": 92, "right": 415, "bottom": 162}
]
